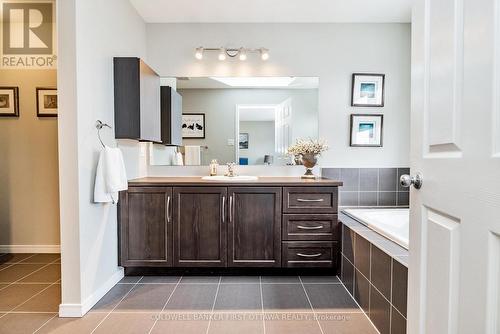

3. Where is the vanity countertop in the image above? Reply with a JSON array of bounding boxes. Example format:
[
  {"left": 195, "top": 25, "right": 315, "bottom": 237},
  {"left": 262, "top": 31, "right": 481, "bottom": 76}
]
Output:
[{"left": 128, "top": 176, "right": 343, "bottom": 187}]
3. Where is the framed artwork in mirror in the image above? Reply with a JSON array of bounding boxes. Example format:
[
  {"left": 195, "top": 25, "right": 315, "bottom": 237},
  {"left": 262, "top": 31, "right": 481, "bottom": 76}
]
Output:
[
  {"left": 36, "top": 88, "right": 58, "bottom": 117},
  {"left": 351, "top": 73, "right": 385, "bottom": 107},
  {"left": 0, "top": 87, "right": 19, "bottom": 117},
  {"left": 350, "top": 114, "right": 383, "bottom": 147},
  {"left": 182, "top": 113, "right": 205, "bottom": 138},
  {"left": 239, "top": 133, "right": 249, "bottom": 149}
]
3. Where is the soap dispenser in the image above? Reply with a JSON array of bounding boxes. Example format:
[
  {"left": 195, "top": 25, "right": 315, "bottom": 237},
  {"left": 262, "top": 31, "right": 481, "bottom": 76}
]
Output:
[{"left": 209, "top": 159, "right": 218, "bottom": 176}]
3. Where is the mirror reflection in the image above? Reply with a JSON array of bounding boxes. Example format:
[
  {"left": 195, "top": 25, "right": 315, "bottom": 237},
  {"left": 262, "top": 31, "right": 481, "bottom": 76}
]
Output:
[{"left": 151, "top": 76, "right": 319, "bottom": 166}]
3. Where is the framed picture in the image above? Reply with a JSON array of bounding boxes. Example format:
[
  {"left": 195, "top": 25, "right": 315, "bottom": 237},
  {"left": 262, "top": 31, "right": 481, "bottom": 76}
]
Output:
[
  {"left": 351, "top": 73, "right": 385, "bottom": 107},
  {"left": 0, "top": 87, "right": 19, "bottom": 117},
  {"left": 36, "top": 88, "right": 58, "bottom": 117},
  {"left": 182, "top": 113, "right": 205, "bottom": 138},
  {"left": 350, "top": 114, "right": 384, "bottom": 147},
  {"left": 239, "top": 133, "right": 249, "bottom": 149}
]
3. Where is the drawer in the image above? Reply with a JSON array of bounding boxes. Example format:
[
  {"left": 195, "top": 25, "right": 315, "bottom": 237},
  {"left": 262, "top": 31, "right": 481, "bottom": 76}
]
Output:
[
  {"left": 283, "top": 187, "right": 338, "bottom": 213},
  {"left": 282, "top": 214, "right": 339, "bottom": 241},
  {"left": 282, "top": 241, "right": 337, "bottom": 268}
]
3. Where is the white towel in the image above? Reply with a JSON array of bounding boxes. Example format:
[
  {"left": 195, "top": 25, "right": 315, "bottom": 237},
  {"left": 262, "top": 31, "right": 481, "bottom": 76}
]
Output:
[
  {"left": 94, "top": 146, "right": 128, "bottom": 204},
  {"left": 184, "top": 145, "right": 201, "bottom": 166},
  {"left": 175, "top": 152, "right": 184, "bottom": 166}
]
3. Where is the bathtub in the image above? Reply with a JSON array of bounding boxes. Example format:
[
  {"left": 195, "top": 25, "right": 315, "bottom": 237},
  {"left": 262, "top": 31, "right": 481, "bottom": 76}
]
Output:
[{"left": 342, "top": 208, "right": 409, "bottom": 249}]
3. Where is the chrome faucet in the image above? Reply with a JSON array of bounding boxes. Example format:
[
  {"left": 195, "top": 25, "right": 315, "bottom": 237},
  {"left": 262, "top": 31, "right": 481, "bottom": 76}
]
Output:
[{"left": 225, "top": 163, "right": 236, "bottom": 177}]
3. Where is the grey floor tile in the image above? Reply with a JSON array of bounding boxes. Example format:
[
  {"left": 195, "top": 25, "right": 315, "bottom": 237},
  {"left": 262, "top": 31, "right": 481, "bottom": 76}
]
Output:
[
  {"left": 265, "top": 312, "right": 322, "bottom": 334},
  {"left": 0, "top": 283, "right": 49, "bottom": 312},
  {"left": 19, "top": 264, "right": 60, "bottom": 283},
  {"left": 14, "top": 284, "right": 61, "bottom": 312},
  {"left": 220, "top": 276, "right": 260, "bottom": 284},
  {"left": 93, "top": 313, "right": 157, "bottom": 334},
  {"left": 391, "top": 307, "right": 407, "bottom": 334},
  {"left": 214, "top": 284, "right": 261, "bottom": 311},
  {"left": 118, "top": 276, "right": 143, "bottom": 284},
  {"left": 164, "top": 284, "right": 218, "bottom": 312},
  {"left": 180, "top": 276, "right": 220, "bottom": 284},
  {"left": 208, "top": 314, "right": 264, "bottom": 334},
  {"left": 114, "top": 284, "right": 175, "bottom": 312},
  {"left": 91, "top": 284, "right": 134, "bottom": 312},
  {"left": 3, "top": 254, "right": 36, "bottom": 263},
  {"left": 317, "top": 312, "right": 378, "bottom": 334},
  {"left": 0, "top": 264, "right": 45, "bottom": 283},
  {"left": 262, "top": 284, "right": 312, "bottom": 312},
  {"left": 36, "top": 312, "right": 107, "bottom": 334},
  {"left": 300, "top": 276, "right": 340, "bottom": 284},
  {"left": 140, "top": 276, "right": 180, "bottom": 284},
  {"left": 150, "top": 313, "right": 209, "bottom": 334},
  {"left": 0, "top": 312, "right": 56, "bottom": 334},
  {"left": 304, "top": 284, "right": 359, "bottom": 312},
  {"left": 20, "top": 254, "right": 60, "bottom": 264},
  {"left": 261, "top": 276, "right": 300, "bottom": 284}
]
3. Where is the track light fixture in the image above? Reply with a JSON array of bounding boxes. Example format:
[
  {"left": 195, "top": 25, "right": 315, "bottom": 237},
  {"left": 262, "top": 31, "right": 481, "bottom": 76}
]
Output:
[{"left": 194, "top": 46, "right": 269, "bottom": 61}]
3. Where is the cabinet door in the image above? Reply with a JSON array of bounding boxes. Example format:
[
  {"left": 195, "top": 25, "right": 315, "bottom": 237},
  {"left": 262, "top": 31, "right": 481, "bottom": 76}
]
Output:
[
  {"left": 228, "top": 187, "right": 282, "bottom": 267},
  {"left": 173, "top": 187, "right": 227, "bottom": 267},
  {"left": 119, "top": 187, "right": 173, "bottom": 267}
]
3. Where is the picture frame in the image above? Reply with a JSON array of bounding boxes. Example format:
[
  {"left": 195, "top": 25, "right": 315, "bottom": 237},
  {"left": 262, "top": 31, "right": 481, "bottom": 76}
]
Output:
[
  {"left": 350, "top": 114, "right": 384, "bottom": 147},
  {"left": 0, "top": 87, "right": 20, "bottom": 117},
  {"left": 36, "top": 88, "right": 58, "bottom": 117},
  {"left": 182, "top": 113, "right": 205, "bottom": 138},
  {"left": 239, "top": 133, "right": 249, "bottom": 149},
  {"left": 351, "top": 73, "right": 385, "bottom": 107}
]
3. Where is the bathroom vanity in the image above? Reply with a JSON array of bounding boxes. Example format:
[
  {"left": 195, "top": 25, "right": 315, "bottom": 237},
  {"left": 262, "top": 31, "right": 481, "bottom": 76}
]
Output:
[{"left": 118, "top": 177, "right": 342, "bottom": 272}]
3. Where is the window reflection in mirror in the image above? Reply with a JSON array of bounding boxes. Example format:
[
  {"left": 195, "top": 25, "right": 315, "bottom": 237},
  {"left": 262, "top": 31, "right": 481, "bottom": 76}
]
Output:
[{"left": 150, "top": 77, "right": 319, "bottom": 166}]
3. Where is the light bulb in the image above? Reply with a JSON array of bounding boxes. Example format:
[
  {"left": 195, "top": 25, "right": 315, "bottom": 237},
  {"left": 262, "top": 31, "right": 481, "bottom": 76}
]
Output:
[
  {"left": 194, "top": 47, "right": 203, "bottom": 60},
  {"left": 239, "top": 48, "right": 247, "bottom": 61},
  {"left": 260, "top": 48, "right": 269, "bottom": 61},
  {"left": 218, "top": 48, "right": 226, "bottom": 61}
]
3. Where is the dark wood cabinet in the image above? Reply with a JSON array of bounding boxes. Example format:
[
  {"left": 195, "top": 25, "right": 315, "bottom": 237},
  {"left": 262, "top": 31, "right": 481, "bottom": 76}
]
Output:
[
  {"left": 119, "top": 187, "right": 172, "bottom": 267},
  {"left": 118, "top": 178, "right": 342, "bottom": 271},
  {"left": 228, "top": 187, "right": 281, "bottom": 267},
  {"left": 173, "top": 187, "right": 227, "bottom": 267}
]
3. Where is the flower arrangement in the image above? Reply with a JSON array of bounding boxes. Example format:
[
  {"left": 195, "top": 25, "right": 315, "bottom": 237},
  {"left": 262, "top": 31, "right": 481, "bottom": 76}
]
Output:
[{"left": 287, "top": 138, "right": 329, "bottom": 156}]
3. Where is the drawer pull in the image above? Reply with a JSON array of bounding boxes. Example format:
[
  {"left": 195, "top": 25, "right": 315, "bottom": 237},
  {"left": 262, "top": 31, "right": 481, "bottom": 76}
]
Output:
[
  {"left": 297, "top": 225, "right": 324, "bottom": 230},
  {"left": 296, "top": 198, "right": 324, "bottom": 202},
  {"left": 297, "top": 252, "right": 323, "bottom": 258}
]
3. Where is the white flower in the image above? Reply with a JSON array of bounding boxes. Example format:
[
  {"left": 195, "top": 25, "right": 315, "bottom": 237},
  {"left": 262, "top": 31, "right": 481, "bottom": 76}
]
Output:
[{"left": 287, "top": 138, "right": 329, "bottom": 156}]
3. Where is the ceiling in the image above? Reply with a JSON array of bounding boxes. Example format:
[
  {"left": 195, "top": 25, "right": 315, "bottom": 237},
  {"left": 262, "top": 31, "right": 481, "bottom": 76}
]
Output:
[{"left": 129, "top": 0, "right": 412, "bottom": 23}]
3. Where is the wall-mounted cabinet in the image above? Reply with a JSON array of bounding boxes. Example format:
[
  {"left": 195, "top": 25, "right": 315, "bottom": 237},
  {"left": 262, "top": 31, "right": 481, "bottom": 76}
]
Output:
[
  {"left": 160, "top": 86, "right": 182, "bottom": 146},
  {"left": 114, "top": 57, "right": 162, "bottom": 143}
]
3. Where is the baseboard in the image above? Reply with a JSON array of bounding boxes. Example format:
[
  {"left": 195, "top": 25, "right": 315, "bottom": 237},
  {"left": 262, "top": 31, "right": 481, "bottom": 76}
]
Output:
[
  {"left": 58, "top": 267, "right": 124, "bottom": 317},
  {"left": 0, "top": 245, "right": 61, "bottom": 253}
]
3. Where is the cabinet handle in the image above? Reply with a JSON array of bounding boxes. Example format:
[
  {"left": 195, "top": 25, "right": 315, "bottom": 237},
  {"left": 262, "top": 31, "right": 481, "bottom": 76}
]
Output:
[
  {"left": 166, "top": 195, "right": 171, "bottom": 223},
  {"left": 297, "top": 252, "right": 323, "bottom": 258},
  {"left": 229, "top": 195, "right": 233, "bottom": 222},
  {"left": 297, "top": 225, "right": 324, "bottom": 230},
  {"left": 296, "top": 198, "right": 324, "bottom": 202},
  {"left": 222, "top": 196, "right": 225, "bottom": 223}
]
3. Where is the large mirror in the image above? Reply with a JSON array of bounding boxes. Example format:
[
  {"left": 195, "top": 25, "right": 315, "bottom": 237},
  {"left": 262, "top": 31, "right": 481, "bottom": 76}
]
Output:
[{"left": 150, "top": 76, "right": 319, "bottom": 166}]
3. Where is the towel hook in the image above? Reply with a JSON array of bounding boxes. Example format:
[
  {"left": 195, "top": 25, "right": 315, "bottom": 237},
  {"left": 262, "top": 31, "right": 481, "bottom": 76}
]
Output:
[{"left": 96, "top": 120, "right": 112, "bottom": 148}]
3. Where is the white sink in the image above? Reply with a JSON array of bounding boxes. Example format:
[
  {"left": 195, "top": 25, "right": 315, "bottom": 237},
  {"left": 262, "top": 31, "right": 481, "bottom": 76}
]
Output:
[{"left": 201, "top": 175, "right": 259, "bottom": 181}]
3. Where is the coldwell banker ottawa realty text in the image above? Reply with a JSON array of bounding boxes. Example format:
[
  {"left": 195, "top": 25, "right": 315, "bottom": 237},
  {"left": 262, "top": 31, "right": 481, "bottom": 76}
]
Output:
[{"left": 1, "top": 0, "right": 56, "bottom": 69}]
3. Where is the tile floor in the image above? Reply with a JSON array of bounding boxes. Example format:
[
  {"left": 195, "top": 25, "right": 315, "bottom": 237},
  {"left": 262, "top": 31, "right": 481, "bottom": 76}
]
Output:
[{"left": 0, "top": 254, "right": 379, "bottom": 334}]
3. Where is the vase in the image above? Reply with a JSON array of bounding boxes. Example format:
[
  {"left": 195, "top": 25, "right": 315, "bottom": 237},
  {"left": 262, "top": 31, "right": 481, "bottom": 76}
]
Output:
[{"left": 300, "top": 153, "right": 317, "bottom": 179}]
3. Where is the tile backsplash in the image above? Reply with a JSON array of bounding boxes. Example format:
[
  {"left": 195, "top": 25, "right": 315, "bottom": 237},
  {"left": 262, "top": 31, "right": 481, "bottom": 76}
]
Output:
[{"left": 321, "top": 168, "right": 410, "bottom": 207}]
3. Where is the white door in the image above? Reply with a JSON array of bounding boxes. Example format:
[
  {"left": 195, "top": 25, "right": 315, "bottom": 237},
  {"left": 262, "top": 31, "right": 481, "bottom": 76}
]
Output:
[
  {"left": 275, "top": 98, "right": 292, "bottom": 156},
  {"left": 409, "top": 0, "right": 500, "bottom": 333}
]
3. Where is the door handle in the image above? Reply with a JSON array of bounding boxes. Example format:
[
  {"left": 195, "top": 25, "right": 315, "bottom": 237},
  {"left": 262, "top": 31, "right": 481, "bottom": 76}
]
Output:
[
  {"left": 297, "top": 225, "right": 324, "bottom": 230},
  {"left": 297, "top": 252, "right": 322, "bottom": 258},
  {"left": 229, "top": 195, "right": 233, "bottom": 222},
  {"left": 166, "top": 195, "right": 171, "bottom": 223},
  {"left": 296, "top": 198, "right": 324, "bottom": 202},
  {"left": 400, "top": 173, "right": 423, "bottom": 189},
  {"left": 221, "top": 196, "right": 225, "bottom": 223}
]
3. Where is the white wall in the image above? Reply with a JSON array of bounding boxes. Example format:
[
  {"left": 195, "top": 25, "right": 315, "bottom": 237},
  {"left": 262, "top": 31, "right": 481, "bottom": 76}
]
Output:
[
  {"left": 146, "top": 23, "right": 411, "bottom": 168},
  {"left": 57, "top": 0, "right": 148, "bottom": 316},
  {"left": 239, "top": 121, "right": 275, "bottom": 165},
  {"left": 0, "top": 70, "right": 59, "bottom": 253}
]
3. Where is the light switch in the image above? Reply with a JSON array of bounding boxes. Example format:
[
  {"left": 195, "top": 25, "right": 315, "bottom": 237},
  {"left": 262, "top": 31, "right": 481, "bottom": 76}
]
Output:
[{"left": 227, "top": 139, "right": 235, "bottom": 146}]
